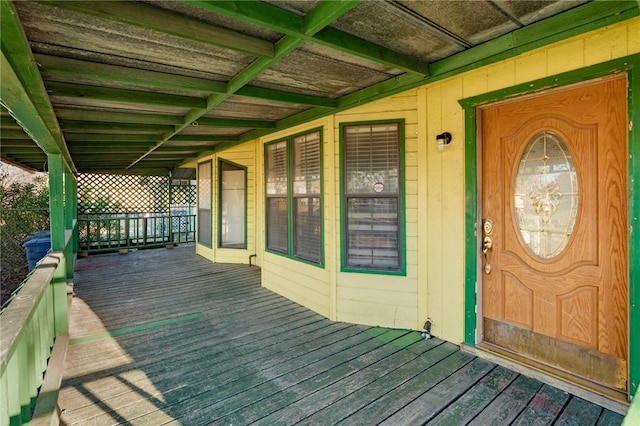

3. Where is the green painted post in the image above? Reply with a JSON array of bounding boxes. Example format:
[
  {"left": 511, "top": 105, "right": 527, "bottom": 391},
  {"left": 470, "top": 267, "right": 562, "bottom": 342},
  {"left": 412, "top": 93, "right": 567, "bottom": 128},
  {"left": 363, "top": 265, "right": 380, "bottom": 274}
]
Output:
[
  {"left": 48, "top": 154, "right": 69, "bottom": 335},
  {"left": 64, "top": 170, "right": 76, "bottom": 280},
  {"left": 0, "top": 368, "right": 8, "bottom": 426},
  {"left": 17, "top": 338, "right": 30, "bottom": 423},
  {"left": 49, "top": 154, "right": 65, "bottom": 251},
  {"left": 628, "top": 65, "right": 640, "bottom": 399},
  {"left": 6, "top": 352, "right": 19, "bottom": 426},
  {"left": 463, "top": 106, "right": 478, "bottom": 346},
  {"left": 52, "top": 259, "right": 69, "bottom": 335},
  {"left": 168, "top": 175, "right": 174, "bottom": 244}
]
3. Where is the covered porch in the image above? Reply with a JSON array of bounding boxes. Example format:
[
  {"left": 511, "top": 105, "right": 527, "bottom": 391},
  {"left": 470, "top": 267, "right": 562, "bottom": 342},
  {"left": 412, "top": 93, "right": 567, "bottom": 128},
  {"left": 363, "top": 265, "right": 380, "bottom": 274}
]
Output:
[{"left": 59, "top": 246, "right": 623, "bottom": 425}]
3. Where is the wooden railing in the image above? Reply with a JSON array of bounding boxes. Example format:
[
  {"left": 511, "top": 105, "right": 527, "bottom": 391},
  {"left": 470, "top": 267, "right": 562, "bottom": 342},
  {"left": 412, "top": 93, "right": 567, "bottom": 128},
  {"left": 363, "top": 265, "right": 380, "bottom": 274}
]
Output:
[
  {"left": 77, "top": 213, "right": 196, "bottom": 253},
  {"left": 0, "top": 223, "right": 75, "bottom": 426}
]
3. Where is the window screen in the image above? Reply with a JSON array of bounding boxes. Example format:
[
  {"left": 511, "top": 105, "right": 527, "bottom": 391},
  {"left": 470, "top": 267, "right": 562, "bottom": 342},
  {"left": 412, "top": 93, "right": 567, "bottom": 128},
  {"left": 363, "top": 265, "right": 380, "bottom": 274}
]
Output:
[
  {"left": 342, "top": 123, "right": 402, "bottom": 272},
  {"left": 219, "top": 161, "right": 246, "bottom": 249},
  {"left": 197, "top": 161, "right": 212, "bottom": 247}
]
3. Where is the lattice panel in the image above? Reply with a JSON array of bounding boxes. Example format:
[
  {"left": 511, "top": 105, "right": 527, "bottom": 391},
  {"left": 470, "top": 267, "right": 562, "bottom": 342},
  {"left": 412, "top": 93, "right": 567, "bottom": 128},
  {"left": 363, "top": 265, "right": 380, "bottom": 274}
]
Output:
[
  {"left": 78, "top": 174, "right": 169, "bottom": 214},
  {"left": 171, "top": 183, "right": 196, "bottom": 210}
]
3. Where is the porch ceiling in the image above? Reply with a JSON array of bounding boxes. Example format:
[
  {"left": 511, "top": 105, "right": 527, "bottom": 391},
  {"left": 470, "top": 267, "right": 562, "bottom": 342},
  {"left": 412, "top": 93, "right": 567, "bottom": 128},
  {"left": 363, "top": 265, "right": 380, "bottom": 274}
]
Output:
[{"left": 0, "top": 0, "right": 636, "bottom": 175}]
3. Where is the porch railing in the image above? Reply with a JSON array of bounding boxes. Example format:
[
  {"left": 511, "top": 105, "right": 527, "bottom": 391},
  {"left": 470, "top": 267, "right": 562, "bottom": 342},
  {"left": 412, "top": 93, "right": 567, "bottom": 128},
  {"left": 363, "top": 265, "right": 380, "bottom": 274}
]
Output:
[
  {"left": 0, "top": 221, "right": 75, "bottom": 426},
  {"left": 78, "top": 213, "right": 195, "bottom": 253}
]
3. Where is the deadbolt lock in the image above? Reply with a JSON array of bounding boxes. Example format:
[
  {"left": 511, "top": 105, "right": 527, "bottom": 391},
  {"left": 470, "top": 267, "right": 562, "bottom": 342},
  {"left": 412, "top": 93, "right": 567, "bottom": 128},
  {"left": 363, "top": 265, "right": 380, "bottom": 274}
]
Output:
[{"left": 483, "top": 219, "right": 494, "bottom": 235}]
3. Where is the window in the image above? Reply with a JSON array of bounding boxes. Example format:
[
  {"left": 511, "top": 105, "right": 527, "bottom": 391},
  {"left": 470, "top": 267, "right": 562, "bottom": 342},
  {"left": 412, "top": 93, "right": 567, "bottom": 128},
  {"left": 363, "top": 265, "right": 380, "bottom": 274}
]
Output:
[
  {"left": 265, "top": 130, "right": 323, "bottom": 265},
  {"left": 218, "top": 160, "right": 246, "bottom": 249},
  {"left": 341, "top": 121, "right": 404, "bottom": 273},
  {"left": 197, "top": 161, "right": 212, "bottom": 247}
]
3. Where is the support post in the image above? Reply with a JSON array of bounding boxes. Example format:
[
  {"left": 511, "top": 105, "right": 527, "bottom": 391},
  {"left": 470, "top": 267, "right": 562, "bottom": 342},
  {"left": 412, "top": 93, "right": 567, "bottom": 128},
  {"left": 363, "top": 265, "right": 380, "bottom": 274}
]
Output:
[
  {"left": 48, "top": 154, "right": 69, "bottom": 335},
  {"left": 64, "top": 169, "right": 77, "bottom": 280},
  {"left": 168, "top": 174, "right": 174, "bottom": 244}
]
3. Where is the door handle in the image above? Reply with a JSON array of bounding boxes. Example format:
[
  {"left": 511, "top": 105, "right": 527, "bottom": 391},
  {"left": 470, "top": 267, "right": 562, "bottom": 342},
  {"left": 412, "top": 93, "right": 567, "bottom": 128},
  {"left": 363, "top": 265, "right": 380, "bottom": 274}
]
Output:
[
  {"left": 483, "top": 235, "right": 493, "bottom": 253},
  {"left": 482, "top": 220, "right": 493, "bottom": 274}
]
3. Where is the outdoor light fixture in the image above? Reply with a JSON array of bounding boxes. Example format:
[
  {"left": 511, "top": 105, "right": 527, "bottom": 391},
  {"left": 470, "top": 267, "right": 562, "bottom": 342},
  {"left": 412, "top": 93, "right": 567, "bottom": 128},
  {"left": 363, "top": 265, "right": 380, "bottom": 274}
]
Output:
[{"left": 436, "top": 132, "right": 452, "bottom": 151}]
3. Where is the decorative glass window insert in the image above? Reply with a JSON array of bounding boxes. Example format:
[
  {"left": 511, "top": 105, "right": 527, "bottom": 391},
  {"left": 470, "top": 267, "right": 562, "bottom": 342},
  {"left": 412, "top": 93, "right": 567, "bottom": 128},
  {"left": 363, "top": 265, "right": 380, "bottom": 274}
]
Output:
[
  {"left": 197, "top": 161, "right": 212, "bottom": 247},
  {"left": 515, "top": 131, "right": 578, "bottom": 259},
  {"left": 219, "top": 161, "right": 246, "bottom": 249},
  {"left": 264, "top": 130, "right": 323, "bottom": 264},
  {"left": 342, "top": 122, "right": 403, "bottom": 273}
]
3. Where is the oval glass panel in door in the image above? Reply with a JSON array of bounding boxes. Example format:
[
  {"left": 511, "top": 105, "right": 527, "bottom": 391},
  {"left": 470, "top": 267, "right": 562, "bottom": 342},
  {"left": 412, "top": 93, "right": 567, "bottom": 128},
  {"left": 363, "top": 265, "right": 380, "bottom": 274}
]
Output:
[{"left": 514, "top": 131, "right": 578, "bottom": 259}]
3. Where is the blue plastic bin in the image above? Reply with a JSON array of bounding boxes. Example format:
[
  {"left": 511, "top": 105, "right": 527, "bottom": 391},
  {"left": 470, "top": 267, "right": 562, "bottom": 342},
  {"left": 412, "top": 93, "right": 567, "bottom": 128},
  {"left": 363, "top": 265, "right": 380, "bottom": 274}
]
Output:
[{"left": 23, "top": 231, "right": 51, "bottom": 272}]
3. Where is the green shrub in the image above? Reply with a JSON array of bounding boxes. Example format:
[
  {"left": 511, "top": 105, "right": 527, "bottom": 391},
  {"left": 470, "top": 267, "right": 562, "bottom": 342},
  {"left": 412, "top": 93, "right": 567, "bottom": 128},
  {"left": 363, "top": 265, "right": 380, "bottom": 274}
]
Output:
[{"left": 0, "top": 170, "right": 50, "bottom": 306}]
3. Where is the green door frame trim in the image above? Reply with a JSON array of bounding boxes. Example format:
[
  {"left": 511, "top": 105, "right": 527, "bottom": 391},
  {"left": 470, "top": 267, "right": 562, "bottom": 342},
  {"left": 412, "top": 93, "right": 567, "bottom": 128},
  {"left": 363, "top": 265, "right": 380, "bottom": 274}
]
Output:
[{"left": 459, "top": 53, "right": 640, "bottom": 398}]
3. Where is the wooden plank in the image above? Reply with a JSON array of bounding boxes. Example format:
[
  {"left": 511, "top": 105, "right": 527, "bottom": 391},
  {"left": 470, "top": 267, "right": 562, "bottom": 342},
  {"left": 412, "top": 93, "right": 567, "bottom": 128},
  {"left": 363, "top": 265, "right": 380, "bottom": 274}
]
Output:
[
  {"left": 554, "top": 397, "right": 604, "bottom": 426},
  {"left": 59, "top": 316, "right": 342, "bottom": 413},
  {"left": 467, "top": 375, "right": 544, "bottom": 426},
  {"left": 510, "top": 384, "right": 571, "bottom": 426},
  {"left": 337, "top": 347, "right": 475, "bottom": 425},
  {"left": 158, "top": 329, "right": 410, "bottom": 423},
  {"left": 280, "top": 339, "right": 455, "bottom": 425},
  {"left": 426, "top": 366, "right": 519, "bottom": 425},
  {"left": 61, "top": 300, "right": 312, "bottom": 375},
  {"left": 61, "top": 304, "right": 332, "bottom": 386},
  {"left": 378, "top": 357, "right": 497, "bottom": 425},
  {"left": 595, "top": 409, "right": 624, "bottom": 426},
  {"left": 463, "top": 344, "right": 629, "bottom": 415},
  {"left": 70, "top": 328, "right": 404, "bottom": 424},
  {"left": 31, "top": 334, "right": 69, "bottom": 426},
  {"left": 213, "top": 332, "right": 427, "bottom": 425}
]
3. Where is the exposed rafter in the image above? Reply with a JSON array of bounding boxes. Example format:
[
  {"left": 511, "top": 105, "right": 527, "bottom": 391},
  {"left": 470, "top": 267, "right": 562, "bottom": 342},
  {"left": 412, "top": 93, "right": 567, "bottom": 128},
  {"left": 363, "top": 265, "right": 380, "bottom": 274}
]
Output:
[
  {"left": 0, "top": 0, "right": 75, "bottom": 171},
  {"left": 187, "top": 0, "right": 430, "bottom": 76},
  {"left": 37, "top": 54, "right": 338, "bottom": 108},
  {"left": 45, "top": 81, "right": 208, "bottom": 109},
  {"left": 127, "top": 0, "right": 362, "bottom": 169},
  {"left": 55, "top": 108, "right": 185, "bottom": 126}
]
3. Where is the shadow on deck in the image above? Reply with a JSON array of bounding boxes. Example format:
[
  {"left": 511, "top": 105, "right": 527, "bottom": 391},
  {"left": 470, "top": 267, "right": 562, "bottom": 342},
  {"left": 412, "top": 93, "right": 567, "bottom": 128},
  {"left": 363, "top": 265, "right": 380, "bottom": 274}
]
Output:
[{"left": 59, "top": 246, "right": 624, "bottom": 425}]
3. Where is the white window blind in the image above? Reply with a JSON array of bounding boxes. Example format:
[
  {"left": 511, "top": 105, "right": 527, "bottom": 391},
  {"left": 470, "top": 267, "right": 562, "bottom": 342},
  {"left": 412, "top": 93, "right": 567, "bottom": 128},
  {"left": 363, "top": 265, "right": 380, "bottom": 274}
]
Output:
[
  {"left": 343, "top": 123, "right": 402, "bottom": 272},
  {"left": 293, "top": 132, "right": 321, "bottom": 263},
  {"left": 264, "top": 131, "right": 323, "bottom": 264},
  {"left": 265, "top": 141, "right": 288, "bottom": 254}
]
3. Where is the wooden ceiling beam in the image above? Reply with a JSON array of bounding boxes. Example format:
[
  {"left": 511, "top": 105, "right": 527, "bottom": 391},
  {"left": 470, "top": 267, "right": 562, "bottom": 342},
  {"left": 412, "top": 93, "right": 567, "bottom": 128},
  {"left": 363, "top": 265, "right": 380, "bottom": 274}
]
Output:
[
  {"left": 55, "top": 108, "right": 185, "bottom": 126},
  {"left": 37, "top": 54, "right": 337, "bottom": 108},
  {"left": 46, "top": 81, "right": 208, "bottom": 109},
  {"left": 128, "top": 0, "right": 360, "bottom": 169},
  {"left": 0, "top": 0, "right": 75, "bottom": 170}
]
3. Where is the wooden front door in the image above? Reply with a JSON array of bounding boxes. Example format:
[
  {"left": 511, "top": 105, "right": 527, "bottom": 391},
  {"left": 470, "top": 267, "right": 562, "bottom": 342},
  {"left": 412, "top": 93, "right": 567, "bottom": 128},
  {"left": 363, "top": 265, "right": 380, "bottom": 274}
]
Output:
[{"left": 479, "top": 75, "right": 629, "bottom": 393}]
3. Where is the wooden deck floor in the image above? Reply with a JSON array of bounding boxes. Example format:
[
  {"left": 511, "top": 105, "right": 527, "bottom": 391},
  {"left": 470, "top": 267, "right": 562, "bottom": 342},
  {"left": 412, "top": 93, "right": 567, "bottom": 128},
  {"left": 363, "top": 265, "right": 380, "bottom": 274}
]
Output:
[{"left": 59, "top": 246, "right": 625, "bottom": 425}]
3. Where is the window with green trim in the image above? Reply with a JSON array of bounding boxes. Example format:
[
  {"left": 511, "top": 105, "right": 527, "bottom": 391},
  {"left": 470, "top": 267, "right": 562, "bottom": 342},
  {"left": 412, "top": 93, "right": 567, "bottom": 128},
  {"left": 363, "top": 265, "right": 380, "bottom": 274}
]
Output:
[
  {"left": 197, "top": 160, "right": 212, "bottom": 247},
  {"left": 218, "top": 160, "right": 246, "bottom": 249},
  {"left": 341, "top": 122, "right": 404, "bottom": 273},
  {"left": 265, "top": 130, "right": 323, "bottom": 264}
]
